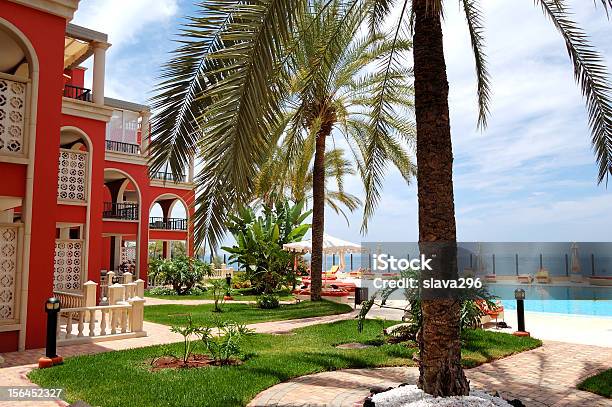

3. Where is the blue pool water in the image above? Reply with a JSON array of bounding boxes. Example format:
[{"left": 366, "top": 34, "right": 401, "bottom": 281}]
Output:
[
  {"left": 501, "top": 299, "right": 612, "bottom": 317},
  {"left": 488, "top": 284, "right": 612, "bottom": 316}
]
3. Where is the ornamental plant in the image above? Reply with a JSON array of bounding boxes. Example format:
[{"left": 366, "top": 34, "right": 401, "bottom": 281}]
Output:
[
  {"left": 223, "top": 199, "right": 311, "bottom": 294},
  {"left": 149, "top": 256, "right": 212, "bottom": 295}
]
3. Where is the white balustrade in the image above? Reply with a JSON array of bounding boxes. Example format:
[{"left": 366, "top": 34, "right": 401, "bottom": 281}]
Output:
[{"left": 55, "top": 279, "right": 146, "bottom": 344}]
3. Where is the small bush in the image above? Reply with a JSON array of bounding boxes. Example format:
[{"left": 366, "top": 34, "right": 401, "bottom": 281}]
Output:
[
  {"left": 231, "top": 271, "right": 251, "bottom": 289},
  {"left": 148, "top": 256, "right": 213, "bottom": 295},
  {"left": 256, "top": 294, "right": 280, "bottom": 309},
  {"left": 146, "top": 286, "right": 176, "bottom": 296},
  {"left": 200, "top": 320, "right": 253, "bottom": 365}
]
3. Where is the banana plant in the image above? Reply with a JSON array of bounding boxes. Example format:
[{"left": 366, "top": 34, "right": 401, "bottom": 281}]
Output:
[{"left": 223, "top": 199, "right": 311, "bottom": 293}]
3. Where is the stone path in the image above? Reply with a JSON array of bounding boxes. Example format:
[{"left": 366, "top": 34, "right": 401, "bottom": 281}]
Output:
[
  {"left": 249, "top": 341, "right": 612, "bottom": 407},
  {"left": 0, "top": 311, "right": 356, "bottom": 407}
]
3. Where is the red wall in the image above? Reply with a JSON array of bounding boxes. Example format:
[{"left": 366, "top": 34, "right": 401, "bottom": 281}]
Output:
[{"left": 0, "top": 2, "right": 67, "bottom": 350}]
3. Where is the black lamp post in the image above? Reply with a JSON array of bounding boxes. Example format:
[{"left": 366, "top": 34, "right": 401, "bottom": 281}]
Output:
[
  {"left": 38, "top": 297, "right": 62, "bottom": 368},
  {"left": 513, "top": 288, "right": 530, "bottom": 337}
]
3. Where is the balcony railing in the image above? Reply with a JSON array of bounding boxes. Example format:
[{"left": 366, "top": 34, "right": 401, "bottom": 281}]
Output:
[
  {"left": 64, "top": 84, "right": 92, "bottom": 102},
  {"left": 106, "top": 140, "right": 140, "bottom": 155},
  {"left": 149, "top": 217, "right": 188, "bottom": 231},
  {"left": 103, "top": 202, "right": 139, "bottom": 221},
  {"left": 150, "top": 171, "right": 187, "bottom": 183}
]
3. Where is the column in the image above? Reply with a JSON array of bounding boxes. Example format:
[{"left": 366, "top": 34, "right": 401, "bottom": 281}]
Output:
[
  {"left": 188, "top": 155, "right": 195, "bottom": 183},
  {"left": 140, "top": 110, "right": 151, "bottom": 155},
  {"left": 92, "top": 42, "right": 110, "bottom": 105},
  {"left": 113, "top": 236, "right": 121, "bottom": 270}
]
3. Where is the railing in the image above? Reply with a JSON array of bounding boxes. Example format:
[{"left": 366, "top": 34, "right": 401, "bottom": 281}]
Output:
[
  {"left": 54, "top": 291, "right": 84, "bottom": 308},
  {"left": 210, "top": 265, "right": 234, "bottom": 280},
  {"left": 103, "top": 202, "right": 139, "bottom": 220},
  {"left": 57, "top": 279, "right": 145, "bottom": 344},
  {"left": 105, "top": 140, "right": 140, "bottom": 155},
  {"left": 63, "top": 84, "right": 92, "bottom": 102},
  {"left": 149, "top": 217, "right": 188, "bottom": 231},
  {"left": 150, "top": 171, "right": 186, "bottom": 183}
]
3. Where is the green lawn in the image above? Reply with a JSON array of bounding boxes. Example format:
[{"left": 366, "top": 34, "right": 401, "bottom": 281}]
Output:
[
  {"left": 578, "top": 368, "right": 612, "bottom": 398},
  {"left": 145, "top": 288, "right": 295, "bottom": 302},
  {"left": 28, "top": 320, "right": 541, "bottom": 407},
  {"left": 144, "top": 300, "right": 352, "bottom": 326}
]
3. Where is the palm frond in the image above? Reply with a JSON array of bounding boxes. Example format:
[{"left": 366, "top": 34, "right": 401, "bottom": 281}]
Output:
[
  {"left": 461, "top": 0, "right": 491, "bottom": 129},
  {"left": 366, "top": 0, "right": 396, "bottom": 34},
  {"left": 535, "top": 0, "right": 612, "bottom": 183},
  {"left": 149, "top": 4, "right": 234, "bottom": 179},
  {"left": 361, "top": 0, "right": 411, "bottom": 232}
]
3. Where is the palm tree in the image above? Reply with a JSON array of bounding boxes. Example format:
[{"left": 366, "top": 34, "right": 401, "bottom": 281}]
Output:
[
  {"left": 252, "top": 4, "right": 416, "bottom": 299},
  {"left": 149, "top": 0, "right": 612, "bottom": 397},
  {"left": 255, "top": 144, "right": 362, "bottom": 223}
]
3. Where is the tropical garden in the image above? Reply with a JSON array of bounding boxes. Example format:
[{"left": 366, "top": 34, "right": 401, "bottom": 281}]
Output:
[{"left": 28, "top": 0, "right": 612, "bottom": 405}]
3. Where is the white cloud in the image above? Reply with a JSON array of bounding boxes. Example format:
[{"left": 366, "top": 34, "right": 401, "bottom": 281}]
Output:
[{"left": 72, "top": 0, "right": 179, "bottom": 48}]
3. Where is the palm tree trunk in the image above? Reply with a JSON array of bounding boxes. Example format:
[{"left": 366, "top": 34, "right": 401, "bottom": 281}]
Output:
[
  {"left": 310, "top": 123, "right": 331, "bottom": 301},
  {"left": 413, "top": 0, "right": 470, "bottom": 396}
]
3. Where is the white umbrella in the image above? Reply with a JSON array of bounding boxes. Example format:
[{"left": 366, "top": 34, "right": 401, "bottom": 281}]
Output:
[{"left": 283, "top": 233, "right": 362, "bottom": 254}]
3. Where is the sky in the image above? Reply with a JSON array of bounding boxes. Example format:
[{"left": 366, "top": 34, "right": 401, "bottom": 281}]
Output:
[{"left": 72, "top": 0, "right": 612, "bottom": 244}]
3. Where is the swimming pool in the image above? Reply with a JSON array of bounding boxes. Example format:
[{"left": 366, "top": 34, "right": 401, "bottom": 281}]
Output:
[
  {"left": 501, "top": 299, "right": 612, "bottom": 316},
  {"left": 488, "top": 284, "right": 612, "bottom": 316}
]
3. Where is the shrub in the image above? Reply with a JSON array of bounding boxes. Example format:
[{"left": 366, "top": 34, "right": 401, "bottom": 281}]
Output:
[
  {"left": 231, "top": 271, "right": 251, "bottom": 289},
  {"left": 148, "top": 256, "right": 212, "bottom": 295},
  {"left": 222, "top": 199, "right": 311, "bottom": 294},
  {"left": 256, "top": 293, "right": 280, "bottom": 309},
  {"left": 200, "top": 320, "right": 253, "bottom": 365},
  {"left": 146, "top": 286, "right": 176, "bottom": 296}
]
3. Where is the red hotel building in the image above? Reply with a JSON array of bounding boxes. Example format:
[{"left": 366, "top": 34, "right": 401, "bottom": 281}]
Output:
[{"left": 0, "top": 0, "right": 195, "bottom": 352}]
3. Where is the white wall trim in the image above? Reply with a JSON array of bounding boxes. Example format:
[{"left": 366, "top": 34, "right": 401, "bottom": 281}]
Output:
[
  {"left": 62, "top": 97, "right": 113, "bottom": 122},
  {"left": 9, "top": 0, "right": 79, "bottom": 21}
]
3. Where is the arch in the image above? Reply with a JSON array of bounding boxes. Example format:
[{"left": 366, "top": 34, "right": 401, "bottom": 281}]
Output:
[
  {"left": 0, "top": 17, "right": 38, "bottom": 78},
  {"left": 149, "top": 192, "right": 189, "bottom": 218},
  {"left": 103, "top": 168, "right": 143, "bottom": 279},
  {"left": 103, "top": 167, "right": 142, "bottom": 204},
  {"left": 60, "top": 125, "right": 92, "bottom": 152},
  {"left": 0, "top": 17, "right": 39, "bottom": 160}
]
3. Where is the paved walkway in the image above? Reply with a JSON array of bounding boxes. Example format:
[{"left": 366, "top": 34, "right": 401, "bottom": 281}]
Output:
[
  {"left": 249, "top": 341, "right": 612, "bottom": 407},
  {"left": 0, "top": 311, "right": 356, "bottom": 407}
]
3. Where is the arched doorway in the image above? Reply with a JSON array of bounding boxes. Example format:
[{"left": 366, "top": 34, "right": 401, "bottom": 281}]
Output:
[{"left": 102, "top": 169, "right": 142, "bottom": 278}]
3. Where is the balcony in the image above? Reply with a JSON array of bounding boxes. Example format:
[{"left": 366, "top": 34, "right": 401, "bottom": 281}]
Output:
[
  {"left": 149, "top": 217, "right": 187, "bottom": 231},
  {"left": 150, "top": 171, "right": 187, "bottom": 183},
  {"left": 106, "top": 140, "right": 140, "bottom": 155},
  {"left": 63, "top": 84, "right": 92, "bottom": 102},
  {"left": 103, "top": 202, "right": 139, "bottom": 221}
]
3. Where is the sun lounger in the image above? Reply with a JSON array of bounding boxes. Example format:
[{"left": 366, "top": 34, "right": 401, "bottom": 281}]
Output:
[
  {"left": 518, "top": 274, "right": 533, "bottom": 284},
  {"left": 484, "top": 274, "right": 497, "bottom": 283},
  {"left": 324, "top": 265, "right": 340, "bottom": 278},
  {"left": 535, "top": 268, "right": 551, "bottom": 283},
  {"left": 476, "top": 300, "right": 504, "bottom": 327}
]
